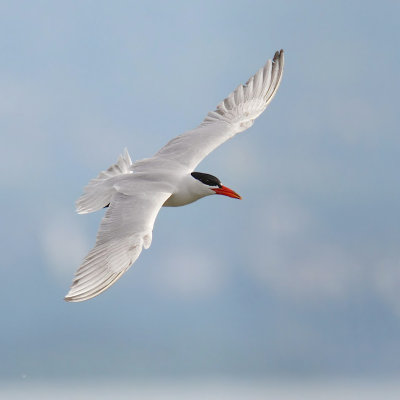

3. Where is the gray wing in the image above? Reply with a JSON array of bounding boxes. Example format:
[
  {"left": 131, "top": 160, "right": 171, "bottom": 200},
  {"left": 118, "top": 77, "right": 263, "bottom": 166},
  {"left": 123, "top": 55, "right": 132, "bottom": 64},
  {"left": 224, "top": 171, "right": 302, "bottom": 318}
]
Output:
[
  {"left": 153, "top": 50, "right": 284, "bottom": 172},
  {"left": 65, "top": 189, "right": 171, "bottom": 302}
]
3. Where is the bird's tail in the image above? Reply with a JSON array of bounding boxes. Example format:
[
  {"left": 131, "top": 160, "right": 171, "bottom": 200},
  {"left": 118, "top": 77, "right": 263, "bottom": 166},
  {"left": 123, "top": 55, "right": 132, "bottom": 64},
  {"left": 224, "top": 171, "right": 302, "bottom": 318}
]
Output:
[{"left": 75, "top": 148, "right": 133, "bottom": 214}]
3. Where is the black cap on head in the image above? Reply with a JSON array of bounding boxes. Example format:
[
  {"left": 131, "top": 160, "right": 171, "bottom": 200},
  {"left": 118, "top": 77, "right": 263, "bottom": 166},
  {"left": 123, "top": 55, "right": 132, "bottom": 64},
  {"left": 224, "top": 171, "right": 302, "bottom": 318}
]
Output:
[{"left": 191, "top": 172, "right": 222, "bottom": 188}]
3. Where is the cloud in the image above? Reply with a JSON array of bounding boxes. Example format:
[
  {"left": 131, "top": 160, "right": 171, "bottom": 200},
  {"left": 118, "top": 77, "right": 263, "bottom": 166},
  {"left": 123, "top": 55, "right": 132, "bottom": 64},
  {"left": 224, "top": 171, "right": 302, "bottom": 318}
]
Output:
[
  {"left": 373, "top": 257, "right": 400, "bottom": 316},
  {"left": 0, "top": 79, "right": 53, "bottom": 185},
  {"left": 151, "top": 246, "right": 229, "bottom": 299},
  {"left": 245, "top": 197, "right": 362, "bottom": 301},
  {"left": 242, "top": 195, "right": 400, "bottom": 314},
  {"left": 41, "top": 210, "right": 90, "bottom": 283}
]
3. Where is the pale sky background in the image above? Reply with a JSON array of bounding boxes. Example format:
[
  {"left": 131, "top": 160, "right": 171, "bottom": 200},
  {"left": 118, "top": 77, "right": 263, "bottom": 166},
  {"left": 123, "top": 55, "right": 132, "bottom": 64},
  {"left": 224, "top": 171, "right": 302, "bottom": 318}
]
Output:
[{"left": 1, "top": 0, "right": 400, "bottom": 397}]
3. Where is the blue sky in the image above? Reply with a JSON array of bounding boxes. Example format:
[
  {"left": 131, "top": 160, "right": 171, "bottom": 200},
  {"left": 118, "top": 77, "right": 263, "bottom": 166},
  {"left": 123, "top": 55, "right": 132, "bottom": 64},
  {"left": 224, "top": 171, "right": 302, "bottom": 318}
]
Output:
[{"left": 1, "top": 0, "right": 400, "bottom": 388}]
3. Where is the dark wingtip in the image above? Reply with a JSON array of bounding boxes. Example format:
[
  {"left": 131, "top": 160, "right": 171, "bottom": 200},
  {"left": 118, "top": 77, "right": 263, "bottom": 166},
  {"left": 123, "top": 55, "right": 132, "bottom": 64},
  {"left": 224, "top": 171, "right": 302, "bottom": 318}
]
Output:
[{"left": 273, "top": 49, "right": 284, "bottom": 62}]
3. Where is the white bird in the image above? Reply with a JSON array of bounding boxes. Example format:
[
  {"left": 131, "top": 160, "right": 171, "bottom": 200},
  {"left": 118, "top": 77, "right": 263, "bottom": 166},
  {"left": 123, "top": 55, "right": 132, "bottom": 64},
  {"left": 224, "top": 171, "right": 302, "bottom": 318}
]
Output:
[{"left": 65, "top": 49, "right": 284, "bottom": 302}]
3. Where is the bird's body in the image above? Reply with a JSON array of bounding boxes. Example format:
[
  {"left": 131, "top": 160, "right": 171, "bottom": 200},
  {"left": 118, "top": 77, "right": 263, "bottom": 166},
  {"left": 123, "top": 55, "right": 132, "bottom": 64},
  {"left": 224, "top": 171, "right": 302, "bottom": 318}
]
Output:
[
  {"left": 65, "top": 50, "right": 284, "bottom": 302},
  {"left": 163, "top": 173, "right": 214, "bottom": 207}
]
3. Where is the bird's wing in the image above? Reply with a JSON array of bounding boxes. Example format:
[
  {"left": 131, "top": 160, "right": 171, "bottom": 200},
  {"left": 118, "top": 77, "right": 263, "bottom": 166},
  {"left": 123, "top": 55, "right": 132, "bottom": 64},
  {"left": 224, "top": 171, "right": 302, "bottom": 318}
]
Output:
[
  {"left": 153, "top": 50, "right": 284, "bottom": 172},
  {"left": 65, "top": 188, "right": 171, "bottom": 302}
]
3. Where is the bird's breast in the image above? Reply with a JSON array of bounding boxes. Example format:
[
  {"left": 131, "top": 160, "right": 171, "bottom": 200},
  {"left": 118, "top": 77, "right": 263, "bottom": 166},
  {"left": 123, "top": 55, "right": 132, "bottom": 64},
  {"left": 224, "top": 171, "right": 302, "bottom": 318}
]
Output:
[{"left": 163, "top": 191, "right": 203, "bottom": 207}]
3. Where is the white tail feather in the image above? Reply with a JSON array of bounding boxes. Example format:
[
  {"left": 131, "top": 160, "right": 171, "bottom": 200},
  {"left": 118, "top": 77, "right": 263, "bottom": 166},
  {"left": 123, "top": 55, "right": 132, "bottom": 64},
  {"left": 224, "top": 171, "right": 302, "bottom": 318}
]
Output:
[{"left": 75, "top": 148, "right": 133, "bottom": 214}]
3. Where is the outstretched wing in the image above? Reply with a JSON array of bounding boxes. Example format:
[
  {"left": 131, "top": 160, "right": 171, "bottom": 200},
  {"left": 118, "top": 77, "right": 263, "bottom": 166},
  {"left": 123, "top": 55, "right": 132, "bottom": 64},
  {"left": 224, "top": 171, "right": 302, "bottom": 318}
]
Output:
[
  {"left": 153, "top": 50, "right": 284, "bottom": 171},
  {"left": 65, "top": 189, "right": 171, "bottom": 302}
]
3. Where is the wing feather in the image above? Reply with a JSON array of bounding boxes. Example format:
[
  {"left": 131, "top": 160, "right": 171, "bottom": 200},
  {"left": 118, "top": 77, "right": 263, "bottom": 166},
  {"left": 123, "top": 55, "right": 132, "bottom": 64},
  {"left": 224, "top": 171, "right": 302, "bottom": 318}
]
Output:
[
  {"left": 65, "top": 189, "right": 171, "bottom": 302},
  {"left": 153, "top": 50, "right": 284, "bottom": 171}
]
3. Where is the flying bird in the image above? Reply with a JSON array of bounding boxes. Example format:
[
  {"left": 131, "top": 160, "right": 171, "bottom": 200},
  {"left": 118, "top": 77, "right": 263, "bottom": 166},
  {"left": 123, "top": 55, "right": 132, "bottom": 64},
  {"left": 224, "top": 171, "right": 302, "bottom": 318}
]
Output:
[{"left": 65, "top": 49, "right": 284, "bottom": 302}]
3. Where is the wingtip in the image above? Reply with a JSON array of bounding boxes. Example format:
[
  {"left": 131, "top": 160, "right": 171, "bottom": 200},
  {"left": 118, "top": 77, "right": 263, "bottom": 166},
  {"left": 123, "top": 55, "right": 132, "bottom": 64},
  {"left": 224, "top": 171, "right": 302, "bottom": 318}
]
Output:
[
  {"left": 64, "top": 291, "right": 75, "bottom": 302},
  {"left": 64, "top": 287, "right": 85, "bottom": 302},
  {"left": 273, "top": 49, "right": 284, "bottom": 62},
  {"left": 64, "top": 293, "right": 88, "bottom": 303}
]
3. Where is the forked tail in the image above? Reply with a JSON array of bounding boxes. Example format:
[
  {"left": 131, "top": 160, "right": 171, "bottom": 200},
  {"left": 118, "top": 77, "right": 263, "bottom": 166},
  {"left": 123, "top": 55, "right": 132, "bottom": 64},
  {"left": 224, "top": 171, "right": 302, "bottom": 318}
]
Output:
[{"left": 75, "top": 148, "right": 133, "bottom": 214}]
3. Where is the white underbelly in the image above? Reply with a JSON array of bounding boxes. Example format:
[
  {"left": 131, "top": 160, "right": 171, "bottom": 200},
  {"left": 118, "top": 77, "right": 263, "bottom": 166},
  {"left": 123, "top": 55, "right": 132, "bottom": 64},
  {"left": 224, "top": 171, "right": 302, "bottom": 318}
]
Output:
[{"left": 163, "top": 192, "right": 200, "bottom": 207}]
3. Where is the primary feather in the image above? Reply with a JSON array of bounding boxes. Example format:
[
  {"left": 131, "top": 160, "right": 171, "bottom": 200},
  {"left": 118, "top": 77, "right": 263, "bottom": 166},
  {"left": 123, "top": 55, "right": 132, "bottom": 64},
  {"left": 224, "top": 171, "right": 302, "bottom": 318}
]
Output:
[
  {"left": 65, "top": 190, "right": 171, "bottom": 302},
  {"left": 154, "top": 50, "right": 284, "bottom": 171}
]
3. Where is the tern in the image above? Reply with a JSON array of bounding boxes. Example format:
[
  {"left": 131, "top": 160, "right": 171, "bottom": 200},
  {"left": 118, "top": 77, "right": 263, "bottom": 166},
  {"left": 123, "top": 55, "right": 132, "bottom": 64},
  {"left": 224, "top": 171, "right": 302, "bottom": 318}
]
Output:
[{"left": 65, "top": 49, "right": 284, "bottom": 302}]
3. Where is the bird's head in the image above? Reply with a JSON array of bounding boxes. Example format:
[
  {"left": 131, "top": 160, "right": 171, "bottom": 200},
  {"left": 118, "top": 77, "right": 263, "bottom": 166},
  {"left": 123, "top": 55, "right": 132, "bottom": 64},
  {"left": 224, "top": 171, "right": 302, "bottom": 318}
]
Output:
[{"left": 191, "top": 172, "right": 242, "bottom": 200}]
